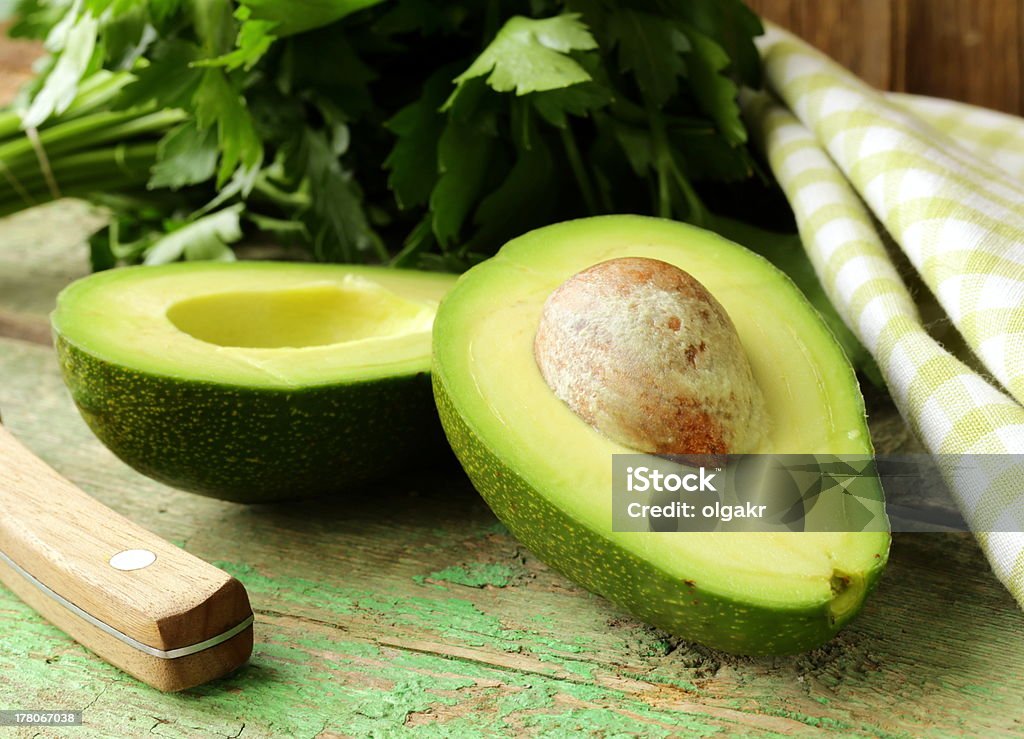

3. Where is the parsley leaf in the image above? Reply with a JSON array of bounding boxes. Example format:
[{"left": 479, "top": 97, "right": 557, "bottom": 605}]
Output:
[
  {"left": 449, "top": 14, "right": 597, "bottom": 100},
  {"left": 193, "top": 69, "right": 263, "bottom": 186},
  {"left": 384, "top": 69, "right": 451, "bottom": 210},
  {"left": 114, "top": 39, "right": 202, "bottom": 110},
  {"left": 143, "top": 205, "right": 243, "bottom": 264},
  {"left": 606, "top": 8, "right": 685, "bottom": 107},
  {"left": 238, "top": 0, "right": 386, "bottom": 37},
  {"left": 674, "top": 0, "right": 763, "bottom": 88},
  {"left": 469, "top": 105, "right": 557, "bottom": 251},
  {"left": 530, "top": 53, "right": 611, "bottom": 128},
  {"left": 430, "top": 77, "right": 501, "bottom": 247},
  {"left": 149, "top": 0, "right": 184, "bottom": 26},
  {"left": 285, "top": 127, "right": 384, "bottom": 261},
  {"left": 430, "top": 118, "right": 497, "bottom": 248},
  {"left": 6, "top": 0, "right": 769, "bottom": 268},
  {"left": 681, "top": 24, "right": 745, "bottom": 146},
  {"left": 22, "top": 11, "right": 99, "bottom": 128},
  {"left": 199, "top": 6, "right": 276, "bottom": 71},
  {"left": 149, "top": 120, "right": 218, "bottom": 190}
]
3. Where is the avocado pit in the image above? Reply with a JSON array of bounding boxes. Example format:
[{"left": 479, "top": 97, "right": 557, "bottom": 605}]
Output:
[{"left": 533, "top": 256, "right": 766, "bottom": 455}]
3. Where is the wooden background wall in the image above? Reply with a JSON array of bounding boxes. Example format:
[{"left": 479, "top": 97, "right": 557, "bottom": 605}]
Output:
[{"left": 748, "top": 0, "right": 1024, "bottom": 114}]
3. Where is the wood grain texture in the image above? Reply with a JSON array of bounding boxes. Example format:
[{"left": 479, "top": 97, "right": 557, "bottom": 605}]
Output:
[
  {"left": 749, "top": 0, "right": 1024, "bottom": 114},
  {"left": 0, "top": 208, "right": 1022, "bottom": 735},
  {"left": 746, "top": 0, "right": 895, "bottom": 90}
]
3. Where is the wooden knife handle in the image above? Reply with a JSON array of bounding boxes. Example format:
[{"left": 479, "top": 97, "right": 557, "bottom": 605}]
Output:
[{"left": 0, "top": 423, "right": 253, "bottom": 692}]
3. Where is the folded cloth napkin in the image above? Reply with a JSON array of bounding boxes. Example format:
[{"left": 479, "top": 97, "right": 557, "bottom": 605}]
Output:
[
  {"left": 744, "top": 26, "right": 1024, "bottom": 609},
  {"left": 890, "top": 94, "right": 1024, "bottom": 182}
]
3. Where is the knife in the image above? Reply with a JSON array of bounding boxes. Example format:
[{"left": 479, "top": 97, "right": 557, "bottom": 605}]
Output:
[{"left": 0, "top": 421, "right": 254, "bottom": 692}]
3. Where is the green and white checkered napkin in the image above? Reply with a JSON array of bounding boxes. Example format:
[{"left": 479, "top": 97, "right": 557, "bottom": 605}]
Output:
[{"left": 744, "top": 26, "right": 1024, "bottom": 608}]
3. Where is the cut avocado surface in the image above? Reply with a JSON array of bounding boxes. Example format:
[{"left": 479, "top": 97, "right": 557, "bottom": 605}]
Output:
[
  {"left": 53, "top": 261, "right": 457, "bottom": 502},
  {"left": 432, "top": 216, "right": 890, "bottom": 655}
]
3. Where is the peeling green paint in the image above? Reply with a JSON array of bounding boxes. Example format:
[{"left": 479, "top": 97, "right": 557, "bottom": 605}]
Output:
[
  {"left": 623, "top": 672, "right": 702, "bottom": 695},
  {"left": 218, "top": 561, "right": 595, "bottom": 670},
  {"left": 536, "top": 653, "right": 596, "bottom": 680},
  {"left": 3, "top": 586, "right": 721, "bottom": 739},
  {"left": 190, "top": 629, "right": 728, "bottom": 737},
  {"left": 414, "top": 562, "right": 521, "bottom": 588},
  {"left": 0, "top": 541, "right": 1016, "bottom": 738},
  {"left": 761, "top": 707, "right": 908, "bottom": 739}
]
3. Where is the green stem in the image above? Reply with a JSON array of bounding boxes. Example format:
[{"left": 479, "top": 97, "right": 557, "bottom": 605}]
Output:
[
  {"left": 0, "top": 111, "right": 22, "bottom": 141},
  {"left": 0, "top": 109, "right": 182, "bottom": 192},
  {"left": 0, "top": 144, "right": 158, "bottom": 190},
  {"left": 645, "top": 103, "right": 672, "bottom": 218},
  {"left": 0, "top": 144, "right": 158, "bottom": 206},
  {"left": 55, "top": 71, "right": 137, "bottom": 122},
  {"left": 0, "top": 109, "right": 140, "bottom": 163},
  {"left": 39, "top": 109, "right": 184, "bottom": 157},
  {"left": 252, "top": 176, "right": 309, "bottom": 209},
  {"left": 559, "top": 125, "right": 599, "bottom": 215},
  {"left": 645, "top": 101, "right": 707, "bottom": 224},
  {"left": 669, "top": 161, "right": 707, "bottom": 226},
  {"left": 47, "top": 109, "right": 184, "bottom": 157},
  {"left": 0, "top": 168, "right": 143, "bottom": 205},
  {"left": 613, "top": 98, "right": 712, "bottom": 133},
  {"left": 0, "top": 172, "right": 151, "bottom": 217}
]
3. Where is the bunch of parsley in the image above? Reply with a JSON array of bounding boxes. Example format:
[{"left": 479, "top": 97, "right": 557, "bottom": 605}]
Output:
[{"left": 8, "top": 0, "right": 765, "bottom": 269}]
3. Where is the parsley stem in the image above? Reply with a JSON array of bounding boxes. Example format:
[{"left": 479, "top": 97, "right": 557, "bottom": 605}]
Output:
[
  {"left": 646, "top": 105, "right": 673, "bottom": 218},
  {"left": 252, "top": 177, "right": 310, "bottom": 209},
  {"left": 559, "top": 125, "right": 599, "bottom": 215},
  {"left": 50, "top": 71, "right": 135, "bottom": 123},
  {"left": 0, "top": 143, "right": 158, "bottom": 212},
  {"left": 655, "top": 153, "right": 671, "bottom": 218},
  {"left": 0, "top": 170, "right": 151, "bottom": 217},
  {"left": 0, "top": 108, "right": 181, "bottom": 171},
  {"left": 670, "top": 160, "right": 707, "bottom": 226},
  {"left": 645, "top": 101, "right": 707, "bottom": 224}
]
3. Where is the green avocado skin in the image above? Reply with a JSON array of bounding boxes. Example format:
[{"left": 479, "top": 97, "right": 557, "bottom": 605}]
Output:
[
  {"left": 57, "top": 335, "right": 446, "bottom": 503},
  {"left": 433, "top": 369, "right": 888, "bottom": 656}
]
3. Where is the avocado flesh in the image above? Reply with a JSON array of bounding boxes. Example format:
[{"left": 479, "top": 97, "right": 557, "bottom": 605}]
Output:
[
  {"left": 433, "top": 216, "right": 890, "bottom": 654},
  {"left": 53, "top": 262, "right": 457, "bottom": 502}
]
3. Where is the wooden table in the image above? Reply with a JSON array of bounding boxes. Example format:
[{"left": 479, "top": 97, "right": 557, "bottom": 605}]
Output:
[{"left": 1, "top": 202, "right": 1023, "bottom": 738}]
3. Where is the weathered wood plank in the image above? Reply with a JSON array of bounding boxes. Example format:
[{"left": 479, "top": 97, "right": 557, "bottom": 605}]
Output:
[
  {"left": 0, "top": 201, "right": 105, "bottom": 321},
  {"left": 2, "top": 335, "right": 1024, "bottom": 736},
  {"left": 2, "top": 14, "right": 1024, "bottom": 735},
  {"left": 0, "top": 223, "right": 1023, "bottom": 736}
]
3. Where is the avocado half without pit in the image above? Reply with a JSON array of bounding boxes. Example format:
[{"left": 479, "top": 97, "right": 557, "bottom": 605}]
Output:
[
  {"left": 432, "top": 215, "right": 890, "bottom": 655},
  {"left": 52, "top": 262, "right": 457, "bottom": 502}
]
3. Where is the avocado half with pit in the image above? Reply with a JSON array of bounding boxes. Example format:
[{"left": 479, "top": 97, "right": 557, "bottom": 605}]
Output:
[
  {"left": 53, "top": 262, "right": 456, "bottom": 502},
  {"left": 432, "top": 216, "right": 890, "bottom": 655}
]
